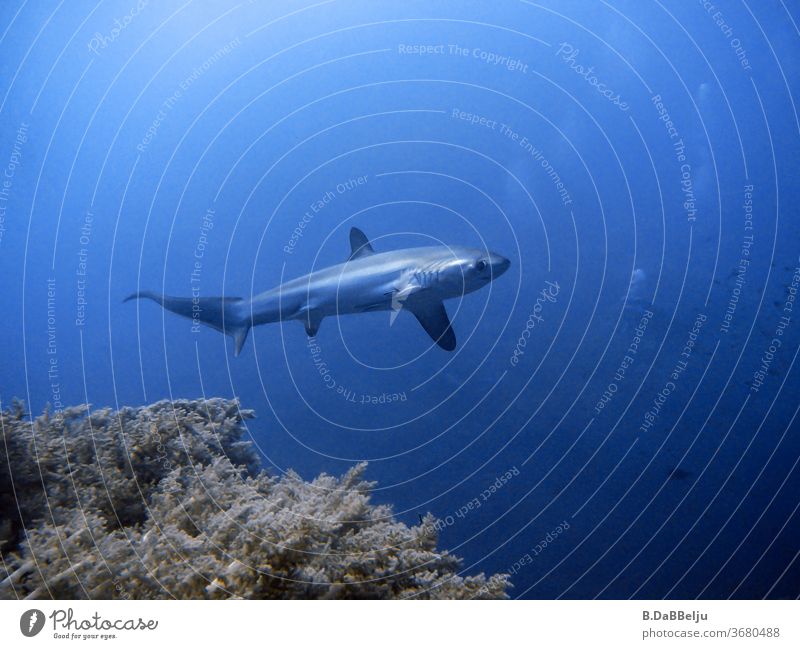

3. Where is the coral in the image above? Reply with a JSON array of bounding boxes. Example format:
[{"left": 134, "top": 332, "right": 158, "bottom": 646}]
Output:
[{"left": 0, "top": 398, "right": 509, "bottom": 599}]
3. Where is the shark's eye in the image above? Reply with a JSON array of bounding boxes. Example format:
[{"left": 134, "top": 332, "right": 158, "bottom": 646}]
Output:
[{"left": 476, "top": 260, "right": 488, "bottom": 272}]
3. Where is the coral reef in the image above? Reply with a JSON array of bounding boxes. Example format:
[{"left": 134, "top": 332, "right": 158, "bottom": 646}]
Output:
[{"left": 0, "top": 398, "right": 509, "bottom": 599}]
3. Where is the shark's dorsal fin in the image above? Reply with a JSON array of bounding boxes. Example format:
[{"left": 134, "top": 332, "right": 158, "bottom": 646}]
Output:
[
  {"left": 409, "top": 301, "right": 457, "bottom": 351},
  {"left": 348, "top": 227, "right": 375, "bottom": 260}
]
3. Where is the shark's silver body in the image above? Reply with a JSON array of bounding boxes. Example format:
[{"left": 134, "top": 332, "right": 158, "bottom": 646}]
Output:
[{"left": 127, "top": 228, "right": 510, "bottom": 356}]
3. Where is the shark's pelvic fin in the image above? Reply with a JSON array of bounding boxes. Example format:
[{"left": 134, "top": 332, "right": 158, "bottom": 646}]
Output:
[
  {"left": 389, "top": 276, "right": 422, "bottom": 326},
  {"left": 409, "top": 301, "right": 457, "bottom": 351},
  {"left": 348, "top": 227, "right": 375, "bottom": 260},
  {"left": 124, "top": 291, "right": 250, "bottom": 356},
  {"left": 232, "top": 325, "right": 250, "bottom": 357},
  {"left": 302, "top": 309, "right": 324, "bottom": 337}
]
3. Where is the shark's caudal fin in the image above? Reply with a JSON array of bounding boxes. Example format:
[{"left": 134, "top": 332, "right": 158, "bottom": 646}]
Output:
[{"left": 124, "top": 291, "right": 251, "bottom": 356}]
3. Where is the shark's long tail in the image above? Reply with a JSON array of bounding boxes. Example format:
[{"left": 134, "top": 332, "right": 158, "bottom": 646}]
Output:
[{"left": 124, "top": 291, "right": 251, "bottom": 356}]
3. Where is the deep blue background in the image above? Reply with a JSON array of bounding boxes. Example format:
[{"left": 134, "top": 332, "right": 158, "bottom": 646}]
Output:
[{"left": 1, "top": 0, "right": 799, "bottom": 598}]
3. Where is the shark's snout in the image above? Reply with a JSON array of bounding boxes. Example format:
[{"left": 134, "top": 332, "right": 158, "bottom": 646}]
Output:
[{"left": 491, "top": 253, "right": 511, "bottom": 278}]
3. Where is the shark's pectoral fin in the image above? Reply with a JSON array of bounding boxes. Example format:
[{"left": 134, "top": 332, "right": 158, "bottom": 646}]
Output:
[
  {"left": 302, "top": 309, "right": 324, "bottom": 337},
  {"left": 409, "top": 301, "right": 456, "bottom": 351},
  {"left": 348, "top": 227, "right": 375, "bottom": 260}
]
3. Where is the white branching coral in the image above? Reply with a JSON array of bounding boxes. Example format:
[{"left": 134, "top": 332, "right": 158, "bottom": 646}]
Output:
[{"left": 0, "top": 398, "right": 509, "bottom": 599}]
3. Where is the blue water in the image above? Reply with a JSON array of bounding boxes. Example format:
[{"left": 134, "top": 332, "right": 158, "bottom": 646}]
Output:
[{"left": 1, "top": 1, "right": 799, "bottom": 598}]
